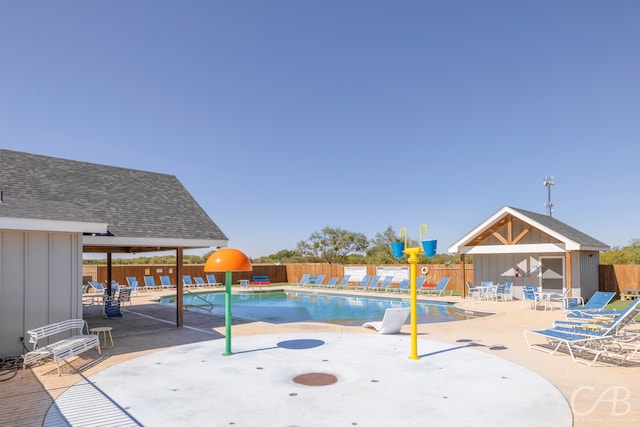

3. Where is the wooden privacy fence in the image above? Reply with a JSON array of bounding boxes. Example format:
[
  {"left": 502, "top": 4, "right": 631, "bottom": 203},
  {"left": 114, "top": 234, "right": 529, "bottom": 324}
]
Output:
[
  {"left": 599, "top": 265, "right": 640, "bottom": 294},
  {"left": 86, "top": 263, "right": 640, "bottom": 296},
  {"left": 89, "top": 263, "right": 474, "bottom": 295},
  {"left": 91, "top": 264, "right": 289, "bottom": 287}
]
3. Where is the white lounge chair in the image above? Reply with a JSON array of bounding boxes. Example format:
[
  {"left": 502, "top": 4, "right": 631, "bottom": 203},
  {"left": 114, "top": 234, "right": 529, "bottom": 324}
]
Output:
[{"left": 362, "top": 307, "right": 410, "bottom": 335}]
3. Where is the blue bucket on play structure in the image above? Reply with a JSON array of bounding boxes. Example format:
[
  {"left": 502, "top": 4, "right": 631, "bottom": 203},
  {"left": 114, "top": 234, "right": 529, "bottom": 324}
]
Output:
[
  {"left": 390, "top": 241, "right": 405, "bottom": 259},
  {"left": 422, "top": 239, "right": 437, "bottom": 258}
]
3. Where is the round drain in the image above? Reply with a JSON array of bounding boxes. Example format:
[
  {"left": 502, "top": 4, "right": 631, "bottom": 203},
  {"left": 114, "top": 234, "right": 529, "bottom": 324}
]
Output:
[{"left": 293, "top": 372, "right": 337, "bottom": 386}]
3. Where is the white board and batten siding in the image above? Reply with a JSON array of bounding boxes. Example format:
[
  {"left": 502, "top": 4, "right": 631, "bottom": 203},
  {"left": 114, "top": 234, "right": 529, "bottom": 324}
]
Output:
[{"left": 0, "top": 230, "right": 84, "bottom": 358}]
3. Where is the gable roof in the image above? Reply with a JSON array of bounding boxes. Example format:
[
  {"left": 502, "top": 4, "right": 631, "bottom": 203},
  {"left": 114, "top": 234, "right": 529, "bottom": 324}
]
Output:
[
  {"left": 448, "top": 205, "right": 609, "bottom": 254},
  {"left": 0, "top": 149, "right": 228, "bottom": 252}
]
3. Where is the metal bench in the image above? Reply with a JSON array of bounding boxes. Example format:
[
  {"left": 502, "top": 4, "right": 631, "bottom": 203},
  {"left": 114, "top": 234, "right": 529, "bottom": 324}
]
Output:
[{"left": 23, "top": 319, "right": 101, "bottom": 376}]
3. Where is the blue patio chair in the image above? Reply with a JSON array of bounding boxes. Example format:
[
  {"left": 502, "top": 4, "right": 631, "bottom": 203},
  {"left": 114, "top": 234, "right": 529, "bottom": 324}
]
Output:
[
  {"left": 466, "top": 282, "right": 481, "bottom": 300},
  {"left": 103, "top": 295, "right": 123, "bottom": 319},
  {"left": 521, "top": 285, "right": 550, "bottom": 310},
  {"left": 496, "top": 282, "right": 513, "bottom": 301}
]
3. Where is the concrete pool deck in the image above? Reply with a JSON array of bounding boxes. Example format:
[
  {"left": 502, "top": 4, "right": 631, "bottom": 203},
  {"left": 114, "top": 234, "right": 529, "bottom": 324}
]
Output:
[{"left": 3, "top": 286, "right": 639, "bottom": 426}]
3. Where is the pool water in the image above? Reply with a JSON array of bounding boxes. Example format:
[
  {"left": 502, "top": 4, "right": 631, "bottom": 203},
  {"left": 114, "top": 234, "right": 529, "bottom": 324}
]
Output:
[{"left": 158, "top": 290, "right": 474, "bottom": 326}]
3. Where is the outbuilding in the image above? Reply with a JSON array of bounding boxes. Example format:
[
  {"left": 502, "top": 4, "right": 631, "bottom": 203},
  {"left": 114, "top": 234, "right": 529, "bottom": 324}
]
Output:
[
  {"left": 448, "top": 206, "right": 609, "bottom": 301},
  {"left": 0, "top": 150, "right": 228, "bottom": 358}
]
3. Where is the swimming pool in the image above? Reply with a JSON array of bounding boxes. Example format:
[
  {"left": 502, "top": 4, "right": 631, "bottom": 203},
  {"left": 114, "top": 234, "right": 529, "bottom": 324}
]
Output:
[{"left": 157, "top": 290, "right": 475, "bottom": 326}]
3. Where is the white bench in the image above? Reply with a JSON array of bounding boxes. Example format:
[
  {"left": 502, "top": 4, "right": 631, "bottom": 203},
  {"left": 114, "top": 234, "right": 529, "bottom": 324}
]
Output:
[{"left": 23, "top": 319, "right": 101, "bottom": 376}]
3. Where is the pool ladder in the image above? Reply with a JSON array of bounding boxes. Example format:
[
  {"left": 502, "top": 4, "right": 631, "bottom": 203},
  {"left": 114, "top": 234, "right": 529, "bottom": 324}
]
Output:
[{"left": 184, "top": 289, "right": 214, "bottom": 312}]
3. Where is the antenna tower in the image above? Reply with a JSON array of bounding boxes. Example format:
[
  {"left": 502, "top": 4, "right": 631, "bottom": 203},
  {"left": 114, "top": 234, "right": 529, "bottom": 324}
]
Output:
[{"left": 543, "top": 176, "right": 555, "bottom": 217}]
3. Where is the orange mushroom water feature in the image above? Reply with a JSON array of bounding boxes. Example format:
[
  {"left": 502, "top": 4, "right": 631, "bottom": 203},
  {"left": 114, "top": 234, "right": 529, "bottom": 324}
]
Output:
[{"left": 204, "top": 248, "right": 253, "bottom": 355}]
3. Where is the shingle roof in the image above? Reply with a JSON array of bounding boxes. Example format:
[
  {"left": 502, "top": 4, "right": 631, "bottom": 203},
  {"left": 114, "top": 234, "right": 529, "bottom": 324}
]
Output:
[
  {"left": 448, "top": 205, "right": 609, "bottom": 253},
  {"left": 0, "top": 149, "right": 227, "bottom": 249},
  {"left": 508, "top": 206, "right": 608, "bottom": 248}
]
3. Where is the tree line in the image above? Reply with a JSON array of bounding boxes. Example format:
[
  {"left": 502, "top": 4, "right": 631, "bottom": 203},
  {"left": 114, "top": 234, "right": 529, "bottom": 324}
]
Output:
[
  {"left": 83, "top": 226, "right": 640, "bottom": 266},
  {"left": 84, "top": 226, "right": 462, "bottom": 265}
]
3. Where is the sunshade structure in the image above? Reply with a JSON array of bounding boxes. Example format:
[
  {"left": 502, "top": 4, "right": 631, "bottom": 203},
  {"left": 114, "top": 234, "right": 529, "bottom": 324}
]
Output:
[{"left": 0, "top": 149, "right": 228, "bottom": 357}]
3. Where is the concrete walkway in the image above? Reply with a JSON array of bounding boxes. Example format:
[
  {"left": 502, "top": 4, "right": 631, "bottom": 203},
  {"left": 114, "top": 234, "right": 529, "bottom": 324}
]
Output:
[{"left": 3, "top": 287, "right": 639, "bottom": 426}]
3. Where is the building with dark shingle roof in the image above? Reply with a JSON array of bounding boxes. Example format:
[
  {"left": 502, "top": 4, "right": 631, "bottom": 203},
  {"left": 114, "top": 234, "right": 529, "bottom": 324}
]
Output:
[
  {"left": 0, "top": 149, "right": 227, "bottom": 252},
  {"left": 448, "top": 205, "right": 609, "bottom": 302},
  {"left": 0, "top": 149, "right": 228, "bottom": 357}
]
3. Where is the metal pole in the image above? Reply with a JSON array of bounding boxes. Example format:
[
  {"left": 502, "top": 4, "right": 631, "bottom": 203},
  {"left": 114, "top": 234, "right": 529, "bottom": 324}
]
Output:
[{"left": 406, "top": 247, "right": 421, "bottom": 360}]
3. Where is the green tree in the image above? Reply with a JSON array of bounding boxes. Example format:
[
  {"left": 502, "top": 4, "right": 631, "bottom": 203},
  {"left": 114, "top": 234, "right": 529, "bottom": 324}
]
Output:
[
  {"left": 600, "top": 239, "right": 640, "bottom": 264},
  {"left": 253, "top": 249, "right": 305, "bottom": 264},
  {"left": 297, "top": 227, "right": 369, "bottom": 264},
  {"left": 367, "top": 226, "right": 403, "bottom": 264}
]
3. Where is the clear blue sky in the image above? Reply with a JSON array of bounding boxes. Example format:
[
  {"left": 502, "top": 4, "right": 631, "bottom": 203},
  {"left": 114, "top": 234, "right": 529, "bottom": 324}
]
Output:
[{"left": 2, "top": 1, "right": 638, "bottom": 258}]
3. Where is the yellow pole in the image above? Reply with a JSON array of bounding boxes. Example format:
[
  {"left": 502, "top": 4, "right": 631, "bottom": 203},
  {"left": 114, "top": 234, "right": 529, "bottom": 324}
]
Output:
[{"left": 405, "top": 247, "right": 421, "bottom": 360}]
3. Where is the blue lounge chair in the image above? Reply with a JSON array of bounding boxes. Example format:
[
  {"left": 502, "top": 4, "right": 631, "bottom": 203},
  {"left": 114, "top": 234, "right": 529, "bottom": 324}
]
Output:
[
  {"left": 332, "top": 275, "right": 351, "bottom": 289},
  {"left": 125, "top": 276, "right": 140, "bottom": 293},
  {"left": 205, "top": 274, "right": 222, "bottom": 286},
  {"left": 88, "top": 281, "right": 106, "bottom": 293},
  {"left": 564, "top": 291, "right": 616, "bottom": 318},
  {"left": 391, "top": 279, "right": 410, "bottom": 293},
  {"left": 309, "top": 274, "right": 326, "bottom": 287},
  {"left": 554, "top": 298, "right": 640, "bottom": 329},
  {"left": 159, "top": 275, "right": 175, "bottom": 289},
  {"left": 322, "top": 276, "right": 339, "bottom": 288},
  {"left": 366, "top": 276, "right": 382, "bottom": 291},
  {"left": 143, "top": 275, "right": 160, "bottom": 291},
  {"left": 372, "top": 276, "right": 393, "bottom": 292},
  {"left": 351, "top": 275, "right": 371, "bottom": 291},
  {"left": 193, "top": 277, "right": 207, "bottom": 287},
  {"left": 295, "top": 274, "right": 311, "bottom": 286},
  {"left": 421, "top": 277, "right": 452, "bottom": 296},
  {"left": 524, "top": 298, "right": 640, "bottom": 366},
  {"left": 183, "top": 275, "right": 197, "bottom": 288}
]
